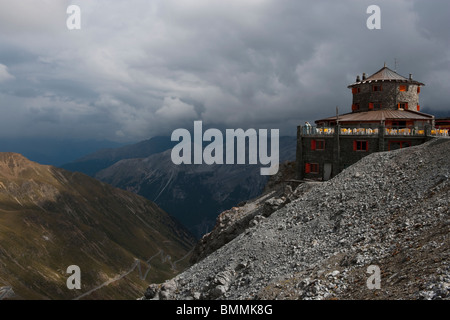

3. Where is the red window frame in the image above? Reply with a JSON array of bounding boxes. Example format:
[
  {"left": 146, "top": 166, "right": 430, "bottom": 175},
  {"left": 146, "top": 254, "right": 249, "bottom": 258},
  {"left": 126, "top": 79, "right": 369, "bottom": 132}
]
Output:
[
  {"left": 353, "top": 140, "right": 369, "bottom": 152},
  {"left": 305, "top": 163, "right": 319, "bottom": 174},
  {"left": 311, "top": 139, "right": 325, "bottom": 150},
  {"left": 368, "top": 102, "right": 374, "bottom": 110},
  {"left": 399, "top": 85, "right": 407, "bottom": 92},
  {"left": 305, "top": 163, "right": 311, "bottom": 174},
  {"left": 316, "top": 140, "right": 325, "bottom": 150}
]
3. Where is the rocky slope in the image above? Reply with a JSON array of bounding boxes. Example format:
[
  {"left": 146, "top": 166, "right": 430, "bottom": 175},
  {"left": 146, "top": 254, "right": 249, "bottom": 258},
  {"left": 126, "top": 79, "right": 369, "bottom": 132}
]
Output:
[
  {"left": 142, "top": 138, "right": 450, "bottom": 300},
  {"left": 189, "top": 161, "right": 313, "bottom": 264},
  {"left": 0, "top": 153, "right": 195, "bottom": 300}
]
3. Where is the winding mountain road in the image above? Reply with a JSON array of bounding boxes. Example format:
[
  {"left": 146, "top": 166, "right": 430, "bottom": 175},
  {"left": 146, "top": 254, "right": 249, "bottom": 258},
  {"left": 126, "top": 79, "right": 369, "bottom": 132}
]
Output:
[
  {"left": 0, "top": 286, "right": 14, "bottom": 300},
  {"left": 73, "top": 248, "right": 192, "bottom": 300}
]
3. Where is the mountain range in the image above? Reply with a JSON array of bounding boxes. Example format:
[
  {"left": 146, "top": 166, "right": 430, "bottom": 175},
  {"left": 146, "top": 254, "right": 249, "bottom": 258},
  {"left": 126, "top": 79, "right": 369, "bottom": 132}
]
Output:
[
  {"left": 0, "top": 138, "right": 124, "bottom": 167},
  {"left": 61, "top": 136, "right": 176, "bottom": 177},
  {"left": 63, "top": 136, "right": 297, "bottom": 237}
]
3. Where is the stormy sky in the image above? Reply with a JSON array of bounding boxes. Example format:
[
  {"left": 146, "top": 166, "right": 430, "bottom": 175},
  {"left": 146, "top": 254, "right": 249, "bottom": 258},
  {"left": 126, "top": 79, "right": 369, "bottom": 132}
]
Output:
[{"left": 0, "top": 0, "right": 449, "bottom": 143}]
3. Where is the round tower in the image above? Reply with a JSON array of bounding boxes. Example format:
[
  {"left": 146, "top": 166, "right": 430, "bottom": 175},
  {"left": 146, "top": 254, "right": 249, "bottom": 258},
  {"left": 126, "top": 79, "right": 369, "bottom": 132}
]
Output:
[{"left": 348, "top": 64, "right": 424, "bottom": 113}]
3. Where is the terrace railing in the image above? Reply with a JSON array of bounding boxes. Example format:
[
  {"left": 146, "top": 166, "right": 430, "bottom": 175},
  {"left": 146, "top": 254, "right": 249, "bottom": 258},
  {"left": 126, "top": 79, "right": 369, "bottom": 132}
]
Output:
[
  {"left": 430, "top": 129, "right": 449, "bottom": 137},
  {"left": 301, "top": 126, "right": 449, "bottom": 137}
]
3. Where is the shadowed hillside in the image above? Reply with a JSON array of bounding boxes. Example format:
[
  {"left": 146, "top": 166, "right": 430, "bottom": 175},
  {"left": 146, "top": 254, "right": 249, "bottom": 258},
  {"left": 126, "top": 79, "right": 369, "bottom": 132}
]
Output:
[{"left": 0, "top": 153, "right": 195, "bottom": 300}]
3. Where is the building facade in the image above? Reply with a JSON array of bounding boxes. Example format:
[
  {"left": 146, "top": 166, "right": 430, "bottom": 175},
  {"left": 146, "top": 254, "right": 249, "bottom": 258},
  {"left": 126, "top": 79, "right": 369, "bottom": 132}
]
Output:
[{"left": 296, "top": 64, "right": 448, "bottom": 181}]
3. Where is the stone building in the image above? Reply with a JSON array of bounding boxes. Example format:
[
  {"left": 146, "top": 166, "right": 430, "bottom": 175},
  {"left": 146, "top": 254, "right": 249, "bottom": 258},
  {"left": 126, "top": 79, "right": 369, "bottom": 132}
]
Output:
[{"left": 296, "top": 64, "right": 448, "bottom": 181}]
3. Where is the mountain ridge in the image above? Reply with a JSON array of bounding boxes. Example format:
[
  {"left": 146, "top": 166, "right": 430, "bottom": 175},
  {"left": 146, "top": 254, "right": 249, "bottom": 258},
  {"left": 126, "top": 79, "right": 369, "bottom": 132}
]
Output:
[
  {"left": 61, "top": 136, "right": 176, "bottom": 177},
  {"left": 0, "top": 138, "right": 124, "bottom": 167},
  {"left": 95, "top": 136, "right": 297, "bottom": 237}
]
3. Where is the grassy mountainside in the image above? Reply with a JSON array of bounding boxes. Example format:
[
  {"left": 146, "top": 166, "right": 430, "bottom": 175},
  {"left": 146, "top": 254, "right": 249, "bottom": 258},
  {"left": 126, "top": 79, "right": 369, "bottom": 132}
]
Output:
[{"left": 0, "top": 153, "right": 195, "bottom": 300}]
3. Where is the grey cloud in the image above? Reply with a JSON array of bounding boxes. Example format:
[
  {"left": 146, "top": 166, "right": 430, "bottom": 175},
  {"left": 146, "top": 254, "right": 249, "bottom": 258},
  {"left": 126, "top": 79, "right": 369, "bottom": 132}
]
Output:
[
  {"left": 0, "top": 63, "right": 14, "bottom": 82},
  {"left": 0, "top": 0, "right": 448, "bottom": 142}
]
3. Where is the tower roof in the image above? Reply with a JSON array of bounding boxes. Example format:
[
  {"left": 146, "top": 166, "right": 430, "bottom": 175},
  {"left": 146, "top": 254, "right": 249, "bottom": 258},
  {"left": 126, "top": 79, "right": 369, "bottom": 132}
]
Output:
[
  {"left": 348, "top": 64, "right": 425, "bottom": 87},
  {"left": 366, "top": 65, "right": 408, "bottom": 81}
]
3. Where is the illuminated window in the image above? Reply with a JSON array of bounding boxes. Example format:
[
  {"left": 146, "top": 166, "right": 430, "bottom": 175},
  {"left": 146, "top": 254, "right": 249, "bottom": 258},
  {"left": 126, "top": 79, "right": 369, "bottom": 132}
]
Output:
[{"left": 399, "top": 85, "right": 407, "bottom": 92}]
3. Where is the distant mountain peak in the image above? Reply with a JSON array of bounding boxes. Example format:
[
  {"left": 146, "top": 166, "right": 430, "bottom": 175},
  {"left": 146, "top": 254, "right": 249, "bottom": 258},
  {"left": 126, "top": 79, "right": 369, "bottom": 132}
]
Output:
[
  {"left": 0, "top": 152, "right": 45, "bottom": 178},
  {"left": 0, "top": 152, "right": 31, "bottom": 163}
]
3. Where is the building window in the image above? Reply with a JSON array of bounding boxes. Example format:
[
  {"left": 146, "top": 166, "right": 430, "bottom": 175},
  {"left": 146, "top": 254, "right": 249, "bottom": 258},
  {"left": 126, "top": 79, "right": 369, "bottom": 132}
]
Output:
[
  {"left": 353, "top": 140, "right": 369, "bottom": 151},
  {"left": 417, "top": 86, "right": 421, "bottom": 93},
  {"left": 417, "top": 104, "right": 420, "bottom": 111},
  {"left": 352, "top": 103, "right": 360, "bottom": 111},
  {"left": 311, "top": 139, "right": 325, "bottom": 151},
  {"left": 388, "top": 141, "right": 411, "bottom": 151},
  {"left": 316, "top": 140, "right": 325, "bottom": 150},
  {"left": 352, "top": 87, "right": 361, "bottom": 94},
  {"left": 398, "top": 102, "right": 408, "bottom": 110},
  {"left": 369, "top": 102, "right": 382, "bottom": 110},
  {"left": 391, "top": 121, "right": 407, "bottom": 129},
  {"left": 399, "top": 85, "right": 407, "bottom": 92},
  {"left": 372, "top": 85, "right": 382, "bottom": 92},
  {"left": 305, "top": 163, "right": 319, "bottom": 174}
]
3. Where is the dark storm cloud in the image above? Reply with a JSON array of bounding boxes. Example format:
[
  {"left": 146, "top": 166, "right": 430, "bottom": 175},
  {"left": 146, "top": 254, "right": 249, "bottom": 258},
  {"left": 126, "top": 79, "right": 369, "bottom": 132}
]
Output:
[{"left": 0, "top": 0, "right": 448, "bottom": 142}]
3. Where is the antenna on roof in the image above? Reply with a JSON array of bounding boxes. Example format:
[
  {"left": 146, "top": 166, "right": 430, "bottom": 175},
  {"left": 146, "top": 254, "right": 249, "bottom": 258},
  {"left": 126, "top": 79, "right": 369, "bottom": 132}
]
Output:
[{"left": 336, "top": 106, "right": 339, "bottom": 124}]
